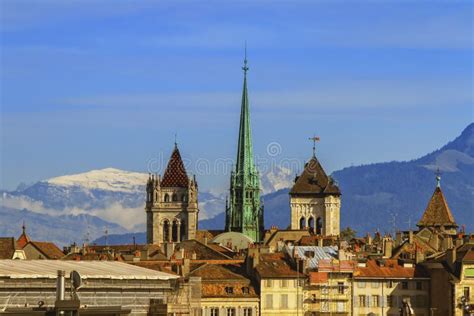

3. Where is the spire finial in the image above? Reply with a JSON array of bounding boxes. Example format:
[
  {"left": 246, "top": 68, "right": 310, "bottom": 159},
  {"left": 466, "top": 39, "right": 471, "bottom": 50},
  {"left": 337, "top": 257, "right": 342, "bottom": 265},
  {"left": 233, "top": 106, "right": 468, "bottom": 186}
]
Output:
[
  {"left": 242, "top": 41, "right": 249, "bottom": 75},
  {"left": 435, "top": 168, "right": 442, "bottom": 187},
  {"left": 22, "top": 221, "right": 26, "bottom": 234},
  {"left": 174, "top": 132, "right": 178, "bottom": 148},
  {"left": 308, "top": 135, "right": 320, "bottom": 157}
]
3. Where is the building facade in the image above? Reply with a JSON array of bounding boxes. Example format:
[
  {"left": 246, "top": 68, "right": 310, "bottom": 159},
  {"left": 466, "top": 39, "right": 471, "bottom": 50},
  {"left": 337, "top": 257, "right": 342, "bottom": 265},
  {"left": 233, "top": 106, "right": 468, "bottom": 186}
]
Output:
[
  {"left": 146, "top": 144, "right": 199, "bottom": 244},
  {"left": 225, "top": 56, "right": 264, "bottom": 242},
  {"left": 289, "top": 154, "right": 341, "bottom": 236}
]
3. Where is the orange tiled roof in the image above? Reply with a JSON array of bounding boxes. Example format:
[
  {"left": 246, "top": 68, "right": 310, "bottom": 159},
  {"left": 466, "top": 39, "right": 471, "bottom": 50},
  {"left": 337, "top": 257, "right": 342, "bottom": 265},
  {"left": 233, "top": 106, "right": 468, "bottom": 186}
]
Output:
[
  {"left": 29, "top": 241, "right": 64, "bottom": 259},
  {"left": 354, "top": 259, "right": 428, "bottom": 278},
  {"left": 189, "top": 264, "right": 257, "bottom": 298},
  {"left": 418, "top": 187, "right": 457, "bottom": 228},
  {"left": 17, "top": 232, "right": 30, "bottom": 249}
]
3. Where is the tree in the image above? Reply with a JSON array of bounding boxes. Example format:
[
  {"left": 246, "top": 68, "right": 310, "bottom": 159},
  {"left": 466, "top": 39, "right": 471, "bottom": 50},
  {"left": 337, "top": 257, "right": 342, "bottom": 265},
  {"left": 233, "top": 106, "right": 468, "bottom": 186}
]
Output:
[{"left": 340, "top": 226, "right": 357, "bottom": 242}]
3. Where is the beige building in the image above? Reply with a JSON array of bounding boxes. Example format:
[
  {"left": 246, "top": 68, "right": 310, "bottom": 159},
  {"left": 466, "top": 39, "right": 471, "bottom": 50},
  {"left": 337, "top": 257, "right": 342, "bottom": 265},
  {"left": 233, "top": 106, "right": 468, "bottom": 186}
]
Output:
[
  {"left": 289, "top": 154, "right": 341, "bottom": 236},
  {"left": 353, "top": 259, "right": 430, "bottom": 316},
  {"left": 146, "top": 144, "right": 199, "bottom": 244},
  {"left": 254, "top": 253, "right": 305, "bottom": 316}
]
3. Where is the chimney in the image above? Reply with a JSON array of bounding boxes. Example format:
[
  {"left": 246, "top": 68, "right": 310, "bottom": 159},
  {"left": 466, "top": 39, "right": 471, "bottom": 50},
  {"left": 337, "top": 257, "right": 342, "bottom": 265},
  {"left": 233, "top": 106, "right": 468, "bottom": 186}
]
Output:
[
  {"left": 366, "top": 233, "right": 372, "bottom": 246},
  {"left": 164, "top": 242, "right": 176, "bottom": 259},
  {"left": 396, "top": 231, "right": 402, "bottom": 246},
  {"left": 415, "top": 247, "right": 425, "bottom": 264},
  {"left": 408, "top": 231, "right": 413, "bottom": 244},
  {"left": 317, "top": 237, "right": 323, "bottom": 247},
  {"left": 203, "top": 237, "right": 208, "bottom": 246},
  {"left": 383, "top": 239, "right": 393, "bottom": 258},
  {"left": 446, "top": 247, "right": 456, "bottom": 268},
  {"left": 182, "top": 258, "right": 190, "bottom": 276},
  {"left": 56, "top": 270, "right": 65, "bottom": 301}
]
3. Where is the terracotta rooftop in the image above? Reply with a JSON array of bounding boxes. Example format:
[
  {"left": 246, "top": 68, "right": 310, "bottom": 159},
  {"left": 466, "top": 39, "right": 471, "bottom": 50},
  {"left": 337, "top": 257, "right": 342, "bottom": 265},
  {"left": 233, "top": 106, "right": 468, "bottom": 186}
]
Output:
[
  {"left": 29, "top": 241, "right": 64, "bottom": 259},
  {"left": 161, "top": 146, "right": 189, "bottom": 188},
  {"left": 17, "top": 229, "right": 31, "bottom": 249},
  {"left": 174, "top": 240, "right": 232, "bottom": 261},
  {"left": 354, "top": 259, "right": 428, "bottom": 279},
  {"left": 290, "top": 156, "right": 340, "bottom": 196},
  {"left": 0, "top": 238, "right": 17, "bottom": 259},
  {"left": 189, "top": 264, "right": 257, "bottom": 298},
  {"left": 256, "top": 253, "right": 303, "bottom": 278},
  {"left": 417, "top": 187, "right": 457, "bottom": 228}
]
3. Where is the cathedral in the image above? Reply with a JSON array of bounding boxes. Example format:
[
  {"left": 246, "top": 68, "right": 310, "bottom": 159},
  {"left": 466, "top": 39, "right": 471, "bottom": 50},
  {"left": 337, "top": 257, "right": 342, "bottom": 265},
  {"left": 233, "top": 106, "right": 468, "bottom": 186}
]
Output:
[
  {"left": 224, "top": 55, "right": 264, "bottom": 242},
  {"left": 145, "top": 144, "right": 199, "bottom": 244}
]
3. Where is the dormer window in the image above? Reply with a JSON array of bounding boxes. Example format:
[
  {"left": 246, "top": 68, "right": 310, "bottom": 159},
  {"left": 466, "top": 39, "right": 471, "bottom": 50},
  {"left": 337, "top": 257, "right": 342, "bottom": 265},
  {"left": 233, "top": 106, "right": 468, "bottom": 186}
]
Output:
[
  {"left": 225, "top": 286, "right": 233, "bottom": 294},
  {"left": 242, "top": 287, "right": 250, "bottom": 294}
]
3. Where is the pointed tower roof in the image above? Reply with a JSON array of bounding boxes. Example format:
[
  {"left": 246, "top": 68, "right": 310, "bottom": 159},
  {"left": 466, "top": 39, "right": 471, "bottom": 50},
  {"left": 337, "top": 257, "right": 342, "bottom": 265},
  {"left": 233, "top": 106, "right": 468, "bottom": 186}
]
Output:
[
  {"left": 17, "top": 222, "right": 31, "bottom": 249},
  {"left": 235, "top": 51, "right": 257, "bottom": 175},
  {"left": 290, "top": 156, "right": 340, "bottom": 196},
  {"left": 417, "top": 184, "right": 457, "bottom": 228},
  {"left": 161, "top": 145, "right": 189, "bottom": 188}
]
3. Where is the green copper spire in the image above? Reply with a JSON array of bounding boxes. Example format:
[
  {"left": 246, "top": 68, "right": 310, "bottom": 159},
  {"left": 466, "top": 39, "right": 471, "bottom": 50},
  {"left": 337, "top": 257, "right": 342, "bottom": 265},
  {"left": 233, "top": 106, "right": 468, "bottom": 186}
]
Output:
[{"left": 225, "top": 48, "right": 264, "bottom": 242}]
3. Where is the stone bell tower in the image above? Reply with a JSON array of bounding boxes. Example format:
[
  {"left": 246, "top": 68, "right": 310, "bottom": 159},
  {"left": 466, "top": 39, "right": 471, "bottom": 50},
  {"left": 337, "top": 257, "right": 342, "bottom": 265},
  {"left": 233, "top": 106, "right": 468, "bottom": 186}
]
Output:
[
  {"left": 146, "top": 144, "right": 199, "bottom": 244},
  {"left": 289, "top": 138, "right": 341, "bottom": 236}
]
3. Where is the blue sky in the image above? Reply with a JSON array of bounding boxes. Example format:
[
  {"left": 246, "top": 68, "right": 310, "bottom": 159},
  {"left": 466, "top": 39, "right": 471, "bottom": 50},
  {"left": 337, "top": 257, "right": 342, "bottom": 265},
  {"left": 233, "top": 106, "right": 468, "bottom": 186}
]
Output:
[{"left": 1, "top": 1, "right": 472, "bottom": 191}]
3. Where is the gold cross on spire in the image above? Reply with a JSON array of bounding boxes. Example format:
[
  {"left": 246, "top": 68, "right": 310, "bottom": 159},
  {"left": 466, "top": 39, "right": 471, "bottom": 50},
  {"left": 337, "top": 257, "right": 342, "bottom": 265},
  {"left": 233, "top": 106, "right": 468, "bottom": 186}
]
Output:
[
  {"left": 242, "top": 41, "right": 249, "bottom": 74},
  {"left": 308, "top": 135, "right": 320, "bottom": 157}
]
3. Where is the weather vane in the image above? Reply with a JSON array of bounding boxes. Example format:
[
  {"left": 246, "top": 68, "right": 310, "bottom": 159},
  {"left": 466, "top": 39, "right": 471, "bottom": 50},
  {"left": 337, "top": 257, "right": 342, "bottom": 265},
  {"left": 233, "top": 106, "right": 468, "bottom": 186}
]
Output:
[
  {"left": 308, "top": 135, "right": 320, "bottom": 157},
  {"left": 242, "top": 41, "right": 249, "bottom": 74}
]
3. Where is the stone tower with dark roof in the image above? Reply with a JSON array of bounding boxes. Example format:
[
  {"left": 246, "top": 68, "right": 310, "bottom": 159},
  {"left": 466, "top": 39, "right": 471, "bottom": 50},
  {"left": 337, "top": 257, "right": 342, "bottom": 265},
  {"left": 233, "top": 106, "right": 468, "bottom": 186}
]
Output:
[
  {"left": 417, "top": 175, "right": 458, "bottom": 235},
  {"left": 289, "top": 153, "right": 341, "bottom": 236},
  {"left": 146, "top": 144, "right": 199, "bottom": 244}
]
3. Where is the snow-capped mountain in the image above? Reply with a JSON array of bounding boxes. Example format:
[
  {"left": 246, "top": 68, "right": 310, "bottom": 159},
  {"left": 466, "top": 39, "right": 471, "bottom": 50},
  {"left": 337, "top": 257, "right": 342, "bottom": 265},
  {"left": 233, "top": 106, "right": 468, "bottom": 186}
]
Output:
[
  {"left": 47, "top": 168, "right": 148, "bottom": 193},
  {"left": 260, "top": 165, "right": 294, "bottom": 194}
]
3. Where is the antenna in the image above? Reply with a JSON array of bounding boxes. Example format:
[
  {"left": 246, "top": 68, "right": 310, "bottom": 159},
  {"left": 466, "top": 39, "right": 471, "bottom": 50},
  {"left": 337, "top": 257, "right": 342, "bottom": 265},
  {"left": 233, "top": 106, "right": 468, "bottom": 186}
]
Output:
[{"left": 308, "top": 135, "right": 320, "bottom": 157}]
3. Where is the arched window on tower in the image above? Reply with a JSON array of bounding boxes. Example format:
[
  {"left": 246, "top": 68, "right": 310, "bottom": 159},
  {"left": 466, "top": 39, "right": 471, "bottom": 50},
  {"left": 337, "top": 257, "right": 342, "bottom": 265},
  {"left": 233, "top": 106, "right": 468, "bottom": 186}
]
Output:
[
  {"left": 316, "top": 217, "right": 323, "bottom": 235},
  {"left": 172, "top": 220, "right": 179, "bottom": 242},
  {"left": 299, "top": 217, "right": 306, "bottom": 229},
  {"left": 172, "top": 193, "right": 178, "bottom": 202},
  {"left": 182, "top": 194, "right": 187, "bottom": 202},
  {"left": 164, "top": 194, "right": 170, "bottom": 202},
  {"left": 163, "top": 220, "right": 170, "bottom": 242},
  {"left": 180, "top": 221, "right": 186, "bottom": 241},
  {"left": 308, "top": 217, "right": 315, "bottom": 234}
]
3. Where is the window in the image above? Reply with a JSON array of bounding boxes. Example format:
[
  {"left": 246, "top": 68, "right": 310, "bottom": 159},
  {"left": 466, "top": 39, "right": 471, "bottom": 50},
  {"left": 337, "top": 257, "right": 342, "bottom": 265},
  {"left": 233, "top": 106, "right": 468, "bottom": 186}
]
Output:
[
  {"left": 371, "top": 281, "right": 380, "bottom": 288},
  {"left": 387, "top": 295, "right": 393, "bottom": 307},
  {"left": 322, "top": 285, "right": 329, "bottom": 294},
  {"left": 297, "top": 294, "right": 303, "bottom": 308},
  {"left": 359, "top": 295, "right": 366, "bottom": 307},
  {"left": 311, "top": 294, "right": 317, "bottom": 303},
  {"left": 226, "top": 308, "right": 235, "bottom": 316},
  {"left": 464, "top": 287, "right": 470, "bottom": 300},
  {"left": 387, "top": 280, "right": 394, "bottom": 288},
  {"left": 357, "top": 281, "right": 366, "bottom": 288},
  {"left": 416, "top": 281, "right": 423, "bottom": 290},
  {"left": 402, "top": 281, "right": 409, "bottom": 290},
  {"left": 280, "top": 294, "right": 288, "bottom": 308},
  {"left": 281, "top": 279, "right": 288, "bottom": 287},
  {"left": 265, "top": 294, "right": 273, "bottom": 309},
  {"left": 298, "top": 279, "right": 305, "bottom": 287},
  {"left": 210, "top": 308, "right": 219, "bottom": 316},
  {"left": 243, "top": 308, "right": 252, "bottom": 316},
  {"left": 242, "top": 287, "right": 250, "bottom": 294},
  {"left": 373, "top": 295, "right": 380, "bottom": 307},
  {"left": 225, "top": 287, "right": 233, "bottom": 294},
  {"left": 321, "top": 301, "right": 329, "bottom": 312},
  {"left": 338, "top": 282, "right": 345, "bottom": 294},
  {"left": 172, "top": 193, "right": 178, "bottom": 202},
  {"left": 164, "top": 194, "right": 170, "bottom": 202},
  {"left": 265, "top": 279, "right": 273, "bottom": 287},
  {"left": 336, "top": 302, "right": 345, "bottom": 312}
]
